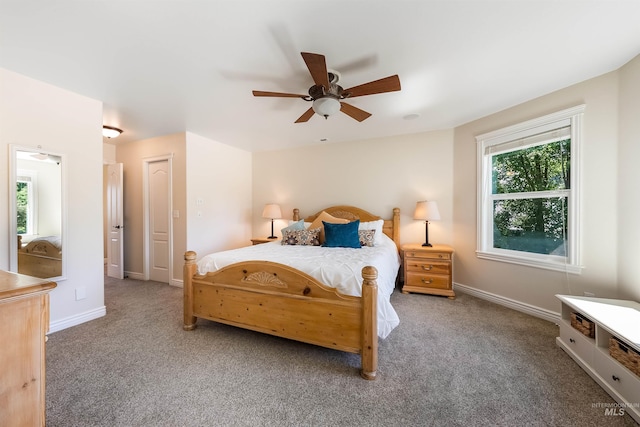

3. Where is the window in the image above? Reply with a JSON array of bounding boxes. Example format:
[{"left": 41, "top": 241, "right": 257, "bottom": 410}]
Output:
[
  {"left": 476, "top": 105, "right": 584, "bottom": 273},
  {"left": 16, "top": 170, "right": 37, "bottom": 236}
]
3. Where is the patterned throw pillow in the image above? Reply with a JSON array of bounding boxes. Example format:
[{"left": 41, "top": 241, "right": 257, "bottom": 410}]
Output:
[
  {"left": 358, "top": 229, "right": 376, "bottom": 247},
  {"left": 282, "top": 227, "right": 321, "bottom": 246}
]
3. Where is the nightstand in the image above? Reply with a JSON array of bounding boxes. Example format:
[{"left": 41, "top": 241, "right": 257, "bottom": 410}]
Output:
[
  {"left": 251, "top": 238, "right": 277, "bottom": 245},
  {"left": 401, "top": 243, "right": 454, "bottom": 299}
]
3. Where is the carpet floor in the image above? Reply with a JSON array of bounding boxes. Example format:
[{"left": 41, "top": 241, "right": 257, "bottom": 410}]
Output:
[{"left": 45, "top": 276, "right": 639, "bottom": 426}]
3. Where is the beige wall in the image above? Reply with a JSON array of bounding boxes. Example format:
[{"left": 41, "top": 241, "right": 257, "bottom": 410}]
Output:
[
  {"left": 185, "top": 132, "right": 253, "bottom": 257},
  {"left": 4, "top": 53, "right": 638, "bottom": 333},
  {"left": 453, "top": 70, "right": 622, "bottom": 315},
  {"left": 0, "top": 68, "right": 105, "bottom": 330},
  {"left": 252, "top": 130, "right": 455, "bottom": 245},
  {"left": 115, "top": 133, "right": 187, "bottom": 284},
  {"left": 115, "top": 132, "right": 252, "bottom": 285},
  {"left": 617, "top": 54, "right": 640, "bottom": 301}
]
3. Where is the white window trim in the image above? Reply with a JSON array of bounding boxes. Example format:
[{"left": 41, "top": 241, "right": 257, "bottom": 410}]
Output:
[
  {"left": 476, "top": 105, "right": 585, "bottom": 274},
  {"left": 17, "top": 169, "right": 38, "bottom": 237}
]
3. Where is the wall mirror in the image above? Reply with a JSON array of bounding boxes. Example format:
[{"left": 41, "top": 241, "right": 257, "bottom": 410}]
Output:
[{"left": 9, "top": 144, "right": 66, "bottom": 280}]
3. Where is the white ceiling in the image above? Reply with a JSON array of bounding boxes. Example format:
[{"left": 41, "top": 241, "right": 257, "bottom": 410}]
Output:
[{"left": 1, "top": 1, "right": 639, "bottom": 152}]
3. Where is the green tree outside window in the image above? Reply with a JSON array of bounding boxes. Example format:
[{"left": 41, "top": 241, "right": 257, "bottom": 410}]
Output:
[
  {"left": 17, "top": 181, "right": 28, "bottom": 234},
  {"left": 491, "top": 139, "right": 570, "bottom": 256}
]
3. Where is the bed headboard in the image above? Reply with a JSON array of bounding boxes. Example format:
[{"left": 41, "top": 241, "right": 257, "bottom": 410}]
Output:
[{"left": 293, "top": 206, "right": 400, "bottom": 249}]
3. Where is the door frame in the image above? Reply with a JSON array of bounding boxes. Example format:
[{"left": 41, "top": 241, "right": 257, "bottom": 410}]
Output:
[{"left": 142, "top": 154, "right": 174, "bottom": 283}]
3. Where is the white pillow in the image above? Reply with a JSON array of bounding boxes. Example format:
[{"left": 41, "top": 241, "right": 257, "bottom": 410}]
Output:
[
  {"left": 288, "top": 220, "right": 312, "bottom": 229},
  {"left": 358, "top": 219, "right": 384, "bottom": 246}
]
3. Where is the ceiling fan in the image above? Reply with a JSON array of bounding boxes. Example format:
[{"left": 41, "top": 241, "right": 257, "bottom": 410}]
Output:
[{"left": 252, "top": 52, "right": 401, "bottom": 123}]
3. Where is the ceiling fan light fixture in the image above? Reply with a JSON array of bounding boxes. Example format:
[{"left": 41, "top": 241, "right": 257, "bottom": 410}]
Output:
[
  {"left": 253, "top": 52, "right": 400, "bottom": 123},
  {"left": 312, "top": 97, "right": 341, "bottom": 119},
  {"left": 102, "top": 125, "right": 123, "bottom": 139}
]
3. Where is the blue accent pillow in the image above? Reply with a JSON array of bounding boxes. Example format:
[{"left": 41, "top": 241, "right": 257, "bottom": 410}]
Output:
[{"left": 322, "top": 220, "right": 361, "bottom": 248}]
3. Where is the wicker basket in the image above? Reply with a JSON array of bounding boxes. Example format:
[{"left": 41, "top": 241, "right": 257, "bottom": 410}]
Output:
[
  {"left": 609, "top": 337, "right": 640, "bottom": 377},
  {"left": 570, "top": 312, "right": 595, "bottom": 338}
]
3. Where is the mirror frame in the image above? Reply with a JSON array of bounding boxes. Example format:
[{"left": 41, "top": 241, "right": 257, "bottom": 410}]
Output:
[{"left": 9, "top": 144, "right": 67, "bottom": 281}]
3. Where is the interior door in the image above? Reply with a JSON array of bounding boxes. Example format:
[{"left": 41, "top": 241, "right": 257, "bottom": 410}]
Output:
[
  {"left": 148, "top": 160, "right": 170, "bottom": 283},
  {"left": 107, "top": 163, "right": 124, "bottom": 279}
]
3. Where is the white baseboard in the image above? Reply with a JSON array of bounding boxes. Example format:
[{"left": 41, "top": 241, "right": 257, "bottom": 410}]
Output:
[
  {"left": 122, "top": 270, "right": 182, "bottom": 288},
  {"left": 125, "top": 271, "right": 145, "bottom": 281},
  {"left": 49, "top": 305, "right": 106, "bottom": 333},
  {"left": 454, "top": 282, "right": 561, "bottom": 324}
]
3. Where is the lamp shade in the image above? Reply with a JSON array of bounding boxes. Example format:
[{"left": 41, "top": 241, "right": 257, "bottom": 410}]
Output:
[
  {"left": 262, "top": 204, "right": 282, "bottom": 219},
  {"left": 413, "top": 201, "right": 440, "bottom": 221}
]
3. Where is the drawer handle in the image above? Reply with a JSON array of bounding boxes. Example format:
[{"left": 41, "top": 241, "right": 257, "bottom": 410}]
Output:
[
  {"left": 421, "top": 278, "right": 433, "bottom": 284},
  {"left": 421, "top": 265, "right": 433, "bottom": 271},
  {"left": 439, "top": 254, "right": 443, "bottom": 258},
  {"left": 569, "top": 338, "right": 575, "bottom": 343},
  {"left": 612, "top": 375, "right": 620, "bottom": 382}
]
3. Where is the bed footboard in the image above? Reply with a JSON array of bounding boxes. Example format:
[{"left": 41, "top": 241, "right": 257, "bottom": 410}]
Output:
[{"left": 183, "top": 251, "right": 378, "bottom": 379}]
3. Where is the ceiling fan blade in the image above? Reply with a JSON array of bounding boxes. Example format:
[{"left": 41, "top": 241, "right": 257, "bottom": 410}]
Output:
[
  {"left": 343, "top": 75, "right": 401, "bottom": 98},
  {"left": 295, "top": 107, "right": 315, "bottom": 123},
  {"left": 301, "top": 52, "right": 330, "bottom": 89},
  {"left": 253, "top": 90, "right": 307, "bottom": 98},
  {"left": 340, "top": 102, "right": 372, "bottom": 122}
]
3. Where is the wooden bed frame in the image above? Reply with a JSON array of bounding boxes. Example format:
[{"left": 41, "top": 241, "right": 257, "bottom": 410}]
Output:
[
  {"left": 17, "top": 235, "right": 62, "bottom": 278},
  {"left": 183, "top": 206, "right": 400, "bottom": 379}
]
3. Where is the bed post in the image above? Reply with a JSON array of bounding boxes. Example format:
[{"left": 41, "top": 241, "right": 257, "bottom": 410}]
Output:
[
  {"left": 183, "top": 251, "right": 198, "bottom": 331},
  {"left": 360, "top": 266, "right": 378, "bottom": 380},
  {"left": 293, "top": 208, "right": 299, "bottom": 221},
  {"left": 392, "top": 207, "right": 400, "bottom": 248}
]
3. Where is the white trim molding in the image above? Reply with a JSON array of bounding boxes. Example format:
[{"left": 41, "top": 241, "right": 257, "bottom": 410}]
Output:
[
  {"left": 476, "top": 105, "right": 585, "bottom": 273},
  {"left": 49, "top": 305, "right": 106, "bottom": 333},
  {"left": 454, "top": 282, "right": 561, "bottom": 324}
]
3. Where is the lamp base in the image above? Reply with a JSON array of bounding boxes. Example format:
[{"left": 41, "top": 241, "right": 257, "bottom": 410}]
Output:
[
  {"left": 267, "top": 236, "right": 277, "bottom": 239},
  {"left": 422, "top": 242, "right": 433, "bottom": 247}
]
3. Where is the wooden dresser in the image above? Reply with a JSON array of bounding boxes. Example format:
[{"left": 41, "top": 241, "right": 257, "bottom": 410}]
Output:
[
  {"left": 401, "top": 243, "right": 455, "bottom": 299},
  {"left": 0, "top": 270, "right": 56, "bottom": 427}
]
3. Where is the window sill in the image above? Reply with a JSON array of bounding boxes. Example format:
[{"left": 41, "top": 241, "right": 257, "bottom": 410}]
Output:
[{"left": 476, "top": 250, "right": 583, "bottom": 274}]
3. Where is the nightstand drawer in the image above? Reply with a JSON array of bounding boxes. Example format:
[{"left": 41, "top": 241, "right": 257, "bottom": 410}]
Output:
[
  {"left": 404, "top": 260, "right": 450, "bottom": 275},
  {"left": 404, "top": 250, "right": 451, "bottom": 261},
  {"left": 401, "top": 243, "right": 455, "bottom": 298},
  {"left": 404, "top": 272, "right": 450, "bottom": 290}
]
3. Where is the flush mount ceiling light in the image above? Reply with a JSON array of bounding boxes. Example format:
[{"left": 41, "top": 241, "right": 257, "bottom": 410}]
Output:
[{"left": 102, "top": 125, "right": 123, "bottom": 139}]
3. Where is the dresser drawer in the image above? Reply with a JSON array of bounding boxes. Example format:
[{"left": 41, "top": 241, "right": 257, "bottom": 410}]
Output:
[
  {"left": 404, "top": 250, "right": 451, "bottom": 261},
  {"left": 559, "top": 321, "right": 593, "bottom": 365},
  {"left": 404, "top": 272, "right": 450, "bottom": 290},
  {"left": 405, "top": 259, "right": 450, "bottom": 275},
  {"left": 593, "top": 349, "right": 640, "bottom": 405}
]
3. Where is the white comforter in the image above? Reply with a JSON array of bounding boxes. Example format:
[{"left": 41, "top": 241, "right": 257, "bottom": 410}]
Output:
[{"left": 197, "top": 234, "right": 401, "bottom": 339}]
